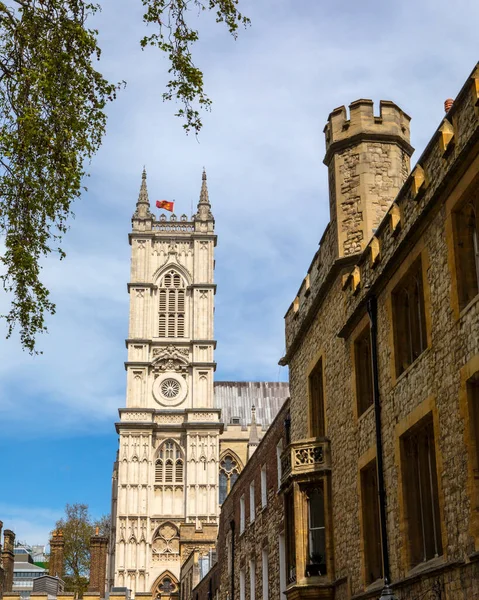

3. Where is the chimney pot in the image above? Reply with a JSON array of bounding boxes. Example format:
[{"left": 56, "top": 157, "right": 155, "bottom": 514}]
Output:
[{"left": 444, "top": 98, "right": 454, "bottom": 113}]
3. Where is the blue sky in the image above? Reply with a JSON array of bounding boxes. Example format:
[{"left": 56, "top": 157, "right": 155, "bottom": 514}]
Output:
[{"left": 0, "top": 0, "right": 478, "bottom": 544}]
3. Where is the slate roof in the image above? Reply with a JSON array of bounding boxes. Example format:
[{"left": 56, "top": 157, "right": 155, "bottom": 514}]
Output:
[{"left": 214, "top": 381, "right": 289, "bottom": 429}]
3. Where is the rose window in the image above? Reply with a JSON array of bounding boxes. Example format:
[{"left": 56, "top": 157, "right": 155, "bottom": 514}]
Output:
[{"left": 161, "top": 378, "right": 180, "bottom": 398}]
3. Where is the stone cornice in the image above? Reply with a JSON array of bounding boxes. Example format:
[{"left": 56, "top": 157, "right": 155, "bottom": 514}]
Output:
[
  {"left": 323, "top": 132, "right": 414, "bottom": 166},
  {"left": 128, "top": 232, "right": 217, "bottom": 245},
  {"left": 127, "top": 282, "right": 156, "bottom": 292},
  {"left": 124, "top": 361, "right": 216, "bottom": 369}
]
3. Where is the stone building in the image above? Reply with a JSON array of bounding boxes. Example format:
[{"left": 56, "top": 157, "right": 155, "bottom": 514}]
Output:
[
  {"left": 278, "top": 63, "right": 479, "bottom": 600},
  {"left": 108, "top": 170, "right": 288, "bottom": 597}
]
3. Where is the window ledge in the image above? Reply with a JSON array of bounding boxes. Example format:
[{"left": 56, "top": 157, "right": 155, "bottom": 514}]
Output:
[
  {"left": 458, "top": 293, "right": 479, "bottom": 321},
  {"left": 394, "top": 347, "right": 430, "bottom": 386}
]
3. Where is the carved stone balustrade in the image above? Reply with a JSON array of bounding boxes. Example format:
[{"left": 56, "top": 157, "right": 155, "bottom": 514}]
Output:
[{"left": 280, "top": 437, "right": 331, "bottom": 485}]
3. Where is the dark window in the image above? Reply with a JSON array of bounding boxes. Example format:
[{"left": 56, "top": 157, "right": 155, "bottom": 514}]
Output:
[
  {"left": 467, "top": 373, "right": 479, "bottom": 511},
  {"left": 309, "top": 359, "right": 325, "bottom": 436},
  {"left": 285, "top": 491, "right": 296, "bottom": 584},
  {"left": 392, "top": 257, "right": 427, "bottom": 376},
  {"left": 355, "top": 325, "right": 373, "bottom": 416},
  {"left": 306, "top": 486, "right": 327, "bottom": 576},
  {"left": 360, "top": 460, "right": 383, "bottom": 584},
  {"left": 401, "top": 415, "right": 442, "bottom": 567},
  {"left": 454, "top": 190, "right": 479, "bottom": 309}
]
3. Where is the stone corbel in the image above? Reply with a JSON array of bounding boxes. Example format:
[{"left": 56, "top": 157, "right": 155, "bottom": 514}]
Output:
[
  {"left": 369, "top": 237, "right": 381, "bottom": 267},
  {"left": 410, "top": 164, "right": 427, "bottom": 199},
  {"left": 472, "top": 66, "right": 479, "bottom": 116},
  {"left": 389, "top": 203, "right": 401, "bottom": 234},
  {"left": 438, "top": 119, "right": 455, "bottom": 155}
]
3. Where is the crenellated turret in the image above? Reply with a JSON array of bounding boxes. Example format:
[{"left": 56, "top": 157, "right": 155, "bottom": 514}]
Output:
[{"left": 323, "top": 100, "right": 414, "bottom": 258}]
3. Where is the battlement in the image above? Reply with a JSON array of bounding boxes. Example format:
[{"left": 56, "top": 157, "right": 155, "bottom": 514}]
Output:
[{"left": 324, "top": 99, "right": 412, "bottom": 161}]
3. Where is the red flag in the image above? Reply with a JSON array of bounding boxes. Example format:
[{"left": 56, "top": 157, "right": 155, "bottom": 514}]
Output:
[{"left": 156, "top": 200, "right": 175, "bottom": 212}]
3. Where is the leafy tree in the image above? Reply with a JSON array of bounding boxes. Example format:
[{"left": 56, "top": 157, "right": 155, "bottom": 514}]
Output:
[
  {"left": 53, "top": 503, "right": 110, "bottom": 597},
  {"left": 0, "top": 0, "right": 249, "bottom": 353}
]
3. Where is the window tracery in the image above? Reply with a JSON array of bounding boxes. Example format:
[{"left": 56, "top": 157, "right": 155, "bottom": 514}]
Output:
[
  {"left": 152, "top": 523, "right": 180, "bottom": 557},
  {"left": 155, "top": 440, "right": 184, "bottom": 484},
  {"left": 219, "top": 453, "right": 241, "bottom": 504},
  {"left": 153, "top": 570, "right": 179, "bottom": 598}
]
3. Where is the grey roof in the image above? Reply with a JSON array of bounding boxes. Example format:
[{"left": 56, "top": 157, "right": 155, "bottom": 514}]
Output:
[
  {"left": 14, "top": 563, "right": 45, "bottom": 573},
  {"left": 214, "top": 381, "right": 289, "bottom": 429}
]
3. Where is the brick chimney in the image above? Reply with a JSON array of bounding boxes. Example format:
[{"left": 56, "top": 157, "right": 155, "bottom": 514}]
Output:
[
  {"left": 2, "top": 529, "right": 15, "bottom": 592},
  {"left": 323, "top": 99, "right": 414, "bottom": 258},
  {"left": 88, "top": 528, "right": 109, "bottom": 597},
  {"left": 49, "top": 530, "right": 65, "bottom": 578}
]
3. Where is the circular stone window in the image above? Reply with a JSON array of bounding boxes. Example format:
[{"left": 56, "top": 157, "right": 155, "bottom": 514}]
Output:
[
  {"left": 153, "top": 373, "right": 187, "bottom": 407},
  {"left": 161, "top": 378, "right": 180, "bottom": 399}
]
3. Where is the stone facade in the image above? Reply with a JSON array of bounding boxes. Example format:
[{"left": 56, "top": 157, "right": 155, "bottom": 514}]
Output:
[
  {"left": 109, "top": 171, "right": 289, "bottom": 598},
  {"left": 279, "top": 62, "right": 479, "bottom": 600},
  {"left": 110, "top": 170, "right": 222, "bottom": 597}
]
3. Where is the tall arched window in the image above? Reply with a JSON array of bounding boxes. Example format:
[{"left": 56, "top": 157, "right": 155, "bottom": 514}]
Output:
[
  {"left": 158, "top": 270, "right": 186, "bottom": 338},
  {"left": 219, "top": 453, "right": 241, "bottom": 504},
  {"left": 155, "top": 440, "right": 184, "bottom": 484}
]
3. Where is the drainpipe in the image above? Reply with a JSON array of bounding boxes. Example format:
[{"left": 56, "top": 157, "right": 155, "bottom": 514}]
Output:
[
  {"left": 367, "top": 296, "right": 396, "bottom": 600},
  {"left": 230, "top": 520, "right": 235, "bottom": 600}
]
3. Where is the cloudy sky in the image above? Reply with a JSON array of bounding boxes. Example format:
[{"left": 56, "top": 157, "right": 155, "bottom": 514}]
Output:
[{"left": 0, "top": 0, "right": 478, "bottom": 545}]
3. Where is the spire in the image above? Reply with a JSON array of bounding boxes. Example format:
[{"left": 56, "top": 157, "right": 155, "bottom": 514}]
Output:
[
  {"left": 247, "top": 405, "right": 260, "bottom": 458},
  {"left": 200, "top": 168, "right": 209, "bottom": 204},
  {"left": 195, "top": 168, "right": 213, "bottom": 222},
  {"left": 133, "top": 167, "right": 153, "bottom": 219}
]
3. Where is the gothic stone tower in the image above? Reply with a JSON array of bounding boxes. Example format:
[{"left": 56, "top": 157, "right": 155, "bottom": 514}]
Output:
[{"left": 111, "top": 170, "right": 222, "bottom": 597}]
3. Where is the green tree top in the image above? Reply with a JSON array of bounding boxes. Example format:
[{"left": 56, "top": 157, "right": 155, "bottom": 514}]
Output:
[{"left": 0, "top": 0, "right": 249, "bottom": 353}]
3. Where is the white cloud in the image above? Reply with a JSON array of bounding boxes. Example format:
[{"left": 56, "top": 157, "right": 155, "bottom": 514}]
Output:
[
  {"left": 0, "top": 504, "right": 63, "bottom": 546},
  {"left": 0, "top": 0, "right": 478, "bottom": 440}
]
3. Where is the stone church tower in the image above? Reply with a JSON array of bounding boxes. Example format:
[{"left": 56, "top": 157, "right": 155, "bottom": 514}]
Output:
[{"left": 110, "top": 170, "right": 222, "bottom": 597}]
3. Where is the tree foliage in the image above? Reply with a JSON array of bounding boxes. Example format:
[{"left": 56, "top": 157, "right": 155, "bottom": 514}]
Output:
[
  {"left": 54, "top": 503, "right": 110, "bottom": 597},
  {"left": 0, "top": 0, "right": 248, "bottom": 353}
]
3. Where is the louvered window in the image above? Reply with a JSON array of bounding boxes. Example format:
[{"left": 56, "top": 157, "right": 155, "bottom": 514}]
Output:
[
  {"left": 175, "top": 459, "right": 183, "bottom": 482},
  {"left": 155, "top": 440, "right": 184, "bottom": 485},
  {"left": 158, "top": 270, "right": 186, "bottom": 338},
  {"left": 165, "top": 459, "right": 173, "bottom": 482},
  {"left": 155, "top": 459, "right": 163, "bottom": 483}
]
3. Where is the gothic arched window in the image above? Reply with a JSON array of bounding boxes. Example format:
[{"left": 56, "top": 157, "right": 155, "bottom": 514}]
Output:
[
  {"left": 155, "top": 440, "right": 184, "bottom": 484},
  {"left": 219, "top": 453, "right": 242, "bottom": 504},
  {"left": 153, "top": 569, "right": 179, "bottom": 599},
  {"left": 158, "top": 270, "right": 186, "bottom": 338}
]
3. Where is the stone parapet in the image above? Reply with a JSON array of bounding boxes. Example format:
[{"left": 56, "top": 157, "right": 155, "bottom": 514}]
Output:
[{"left": 324, "top": 99, "right": 412, "bottom": 162}]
